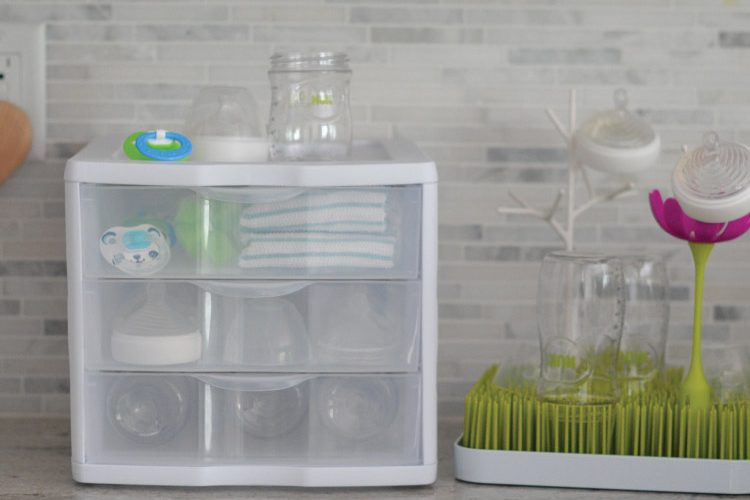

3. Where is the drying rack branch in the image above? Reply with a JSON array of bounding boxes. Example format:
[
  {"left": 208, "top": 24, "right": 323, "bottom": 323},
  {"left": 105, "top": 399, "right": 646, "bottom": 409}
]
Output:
[
  {"left": 497, "top": 189, "right": 568, "bottom": 243},
  {"left": 495, "top": 89, "right": 638, "bottom": 251},
  {"left": 545, "top": 109, "right": 571, "bottom": 145},
  {"left": 574, "top": 182, "right": 636, "bottom": 218}
]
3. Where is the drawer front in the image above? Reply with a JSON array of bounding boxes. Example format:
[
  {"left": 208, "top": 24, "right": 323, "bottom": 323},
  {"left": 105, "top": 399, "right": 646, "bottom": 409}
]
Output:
[
  {"left": 84, "top": 372, "right": 422, "bottom": 467},
  {"left": 83, "top": 279, "right": 421, "bottom": 373},
  {"left": 80, "top": 185, "right": 421, "bottom": 279}
]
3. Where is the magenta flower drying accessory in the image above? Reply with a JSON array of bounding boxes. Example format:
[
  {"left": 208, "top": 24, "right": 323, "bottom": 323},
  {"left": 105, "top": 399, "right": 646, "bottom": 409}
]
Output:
[{"left": 649, "top": 132, "right": 750, "bottom": 410}]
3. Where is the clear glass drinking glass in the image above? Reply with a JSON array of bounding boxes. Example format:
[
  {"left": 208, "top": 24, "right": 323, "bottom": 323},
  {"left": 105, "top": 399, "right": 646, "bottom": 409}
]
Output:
[
  {"left": 617, "top": 252, "right": 670, "bottom": 395},
  {"left": 267, "top": 52, "right": 352, "bottom": 161},
  {"left": 537, "top": 252, "right": 625, "bottom": 404}
]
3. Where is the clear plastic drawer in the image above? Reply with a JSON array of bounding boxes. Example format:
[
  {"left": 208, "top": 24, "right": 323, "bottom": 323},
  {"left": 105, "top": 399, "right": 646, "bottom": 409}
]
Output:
[
  {"left": 84, "top": 372, "right": 422, "bottom": 467},
  {"left": 79, "top": 185, "right": 421, "bottom": 279},
  {"left": 83, "top": 279, "right": 421, "bottom": 373}
]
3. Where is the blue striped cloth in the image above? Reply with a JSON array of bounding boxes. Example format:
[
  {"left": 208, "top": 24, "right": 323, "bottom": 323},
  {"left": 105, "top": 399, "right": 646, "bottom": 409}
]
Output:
[{"left": 238, "top": 190, "right": 395, "bottom": 269}]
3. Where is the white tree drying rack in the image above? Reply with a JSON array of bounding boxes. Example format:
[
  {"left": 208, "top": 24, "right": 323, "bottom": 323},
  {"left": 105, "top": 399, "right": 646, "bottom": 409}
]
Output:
[{"left": 496, "top": 90, "right": 636, "bottom": 251}]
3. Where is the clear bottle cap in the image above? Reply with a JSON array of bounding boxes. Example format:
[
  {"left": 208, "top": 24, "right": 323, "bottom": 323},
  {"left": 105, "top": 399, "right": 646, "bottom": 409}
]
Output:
[
  {"left": 672, "top": 132, "right": 750, "bottom": 222},
  {"left": 575, "top": 89, "right": 660, "bottom": 175}
]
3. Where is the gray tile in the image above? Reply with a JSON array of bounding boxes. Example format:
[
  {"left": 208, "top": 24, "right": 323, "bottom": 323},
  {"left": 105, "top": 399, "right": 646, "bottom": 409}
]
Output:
[
  {"left": 438, "top": 283, "right": 461, "bottom": 299},
  {"left": 715, "top": 305, "right": 744, "bottom": 321},
  {"left": 0, "top": 318, "right": 43, "bottom": 336},
  {"left": 371, "top": 27, "right": 483, "bottom": 44},
  {"left": 0, "top": 377, "right": 21, "bottom": 394},
  {"left": 351, "top": 6, "right": 462, "bottom": 24},
  {"left": 43, "top": 202, "right": 65, "bottom": 219},
  {"left": 439, "top": 224, "right": 482, "bottom": 241},
  {"left": 46, "top": 143, "right": 85, "bottom": 160},
  {"left": 465, "top": 245, "right": 521, "bottom": 262},
  {"left": 522, "top": 246, "right": 562, "bottom": 262},
  {"left": 1, "top": 358, "right": 69, "bottom": 376},
  {"left": 43, "top": 320, "right": 67, "bottom": 337},
  {"left": 0, "top": 4, "right": 111, "bottom": 22},
  {"left": 509, "top": 48, "right": 621, "bottom": 65},
  {"left": 0, "top": 300, "right": 21, "bottom": 316},
  {"left": 487, "top": 148, "right": 567, "bottom": 163},
  {"left": 719, "top": 31, "right": 750, "bottom": 47},
  {"left": 23, "top": 377, "right": 70, "bottom": 395},
  {"left": 439, "top": 303, "right": 483, "bottom": 320},
  {"left": 135, "top": 24, "right": 250, "bottom": 42},
  {"left": 46, "top": 24, "right": 132, "bottom": 42},
  {"left": 254, "top": 26, "right": 366, "bottom": 43},
  {"left": 669, "top": 286, "right": 690, "bottom": 301},
  {"left": 0, "top": 262, "right": 66, "bottom": 278},
  {"left": 114, "top": 3, "right": 228, "bottom": 22},
  {"left": 558, "top": 67, "right": 672, "bottom": 85},
  {"left": 0, "top": 395, "right": 42, "bottom": 414}
]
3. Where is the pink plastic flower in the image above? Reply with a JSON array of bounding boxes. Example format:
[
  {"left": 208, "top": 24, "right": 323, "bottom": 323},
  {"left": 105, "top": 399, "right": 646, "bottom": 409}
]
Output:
[{"left": 649, "top": 190, "right": 750, "bottom": 243}]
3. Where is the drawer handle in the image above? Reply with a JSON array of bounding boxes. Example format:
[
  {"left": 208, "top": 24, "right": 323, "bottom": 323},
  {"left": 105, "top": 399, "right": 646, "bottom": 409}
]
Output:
[
  {"left": 193, "top": 187, "right": 305, "bottom": 204},
  {"left": 197, "top": 374, "right": 314, "bottom": 392},
  {"left": 192, "top": 280, "right": 310, "bottom": 298}
]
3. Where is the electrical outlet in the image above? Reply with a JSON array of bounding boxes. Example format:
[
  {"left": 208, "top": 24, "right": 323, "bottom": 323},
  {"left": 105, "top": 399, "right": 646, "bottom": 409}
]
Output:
[
  {"left": 0, "top": 54, "right": 22, "bottom": 102},
  {"left": 0, "top": 24, "right": 45, "bottom": 160}
]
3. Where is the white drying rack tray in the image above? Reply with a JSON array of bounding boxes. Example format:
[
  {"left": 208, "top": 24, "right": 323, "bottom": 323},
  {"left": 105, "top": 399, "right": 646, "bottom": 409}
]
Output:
[{"left": 454, "top": 435, "right": 750, "bottom": 494}]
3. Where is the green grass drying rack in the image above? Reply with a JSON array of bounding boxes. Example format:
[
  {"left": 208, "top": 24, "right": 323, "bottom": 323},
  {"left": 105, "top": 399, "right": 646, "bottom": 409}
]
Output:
[{"left": 454, "top": 365, "right": 750, "bottom": 494}]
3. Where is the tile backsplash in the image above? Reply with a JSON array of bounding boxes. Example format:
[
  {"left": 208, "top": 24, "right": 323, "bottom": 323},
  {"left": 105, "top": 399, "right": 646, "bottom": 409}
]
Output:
[{"left": 2, "top": 0, "right": 750, "bottom": 417}]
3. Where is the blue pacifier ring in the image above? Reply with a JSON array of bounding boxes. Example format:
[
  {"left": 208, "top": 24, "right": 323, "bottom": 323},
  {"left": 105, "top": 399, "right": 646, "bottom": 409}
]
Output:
[{"left": 135, "top": 131, "right": 192, "bottom": 161}]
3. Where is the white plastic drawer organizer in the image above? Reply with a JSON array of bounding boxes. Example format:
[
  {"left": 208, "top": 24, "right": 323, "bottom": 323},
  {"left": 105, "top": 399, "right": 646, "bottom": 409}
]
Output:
[{"left": 65, "top": 137, "right": 437, "bottom": 487}]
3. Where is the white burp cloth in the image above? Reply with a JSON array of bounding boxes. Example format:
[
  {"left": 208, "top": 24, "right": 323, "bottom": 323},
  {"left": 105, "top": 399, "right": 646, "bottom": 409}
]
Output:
[
  {"left": 240, "top": 190, "right": 387, "bottom": 234},
  {"left": 239, "top": 232, "right": 395, "bottom": 269}
]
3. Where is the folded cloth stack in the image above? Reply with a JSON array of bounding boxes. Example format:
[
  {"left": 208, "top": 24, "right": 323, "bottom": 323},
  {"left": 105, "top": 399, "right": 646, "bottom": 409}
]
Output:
[{"left": 239, "top": 190, "right": 395, "bottom": 269}]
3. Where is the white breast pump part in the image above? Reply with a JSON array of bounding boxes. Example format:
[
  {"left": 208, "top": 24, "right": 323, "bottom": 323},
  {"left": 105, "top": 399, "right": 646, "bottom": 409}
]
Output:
[
  {"left": 111, "top": 283, "right": 202, "bottom": 366},
  {"left": 184, "top": 86, "right": 268, "bottom": 163},
  {"left": 574, "top": 89, "right": 660, "bottom": 176},
  {"left": 672, "top": 131, "right": 750, "bottom": 223}
]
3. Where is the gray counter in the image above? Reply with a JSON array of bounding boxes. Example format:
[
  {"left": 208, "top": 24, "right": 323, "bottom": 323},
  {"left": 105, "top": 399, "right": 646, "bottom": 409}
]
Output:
[{"left": 1, "top": 418, "right": 710, "bottom": 499}]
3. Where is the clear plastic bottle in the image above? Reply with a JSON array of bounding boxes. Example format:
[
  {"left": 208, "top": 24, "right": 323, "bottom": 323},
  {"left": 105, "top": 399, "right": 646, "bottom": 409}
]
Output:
[{"left": 267, "top": 52, "right": 352, "bottom": 161}]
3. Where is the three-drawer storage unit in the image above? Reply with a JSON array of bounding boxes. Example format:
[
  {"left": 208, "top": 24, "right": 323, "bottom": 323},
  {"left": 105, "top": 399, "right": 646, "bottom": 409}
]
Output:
[{"left": 64, "top": 136, "right": 437, "bottom": 486}]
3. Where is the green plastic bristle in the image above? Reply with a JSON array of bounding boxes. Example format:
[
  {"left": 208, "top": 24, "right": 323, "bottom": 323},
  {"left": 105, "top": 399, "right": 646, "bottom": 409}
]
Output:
[{"left": 462, "top": 364, "right": 750, "bottom": 460}]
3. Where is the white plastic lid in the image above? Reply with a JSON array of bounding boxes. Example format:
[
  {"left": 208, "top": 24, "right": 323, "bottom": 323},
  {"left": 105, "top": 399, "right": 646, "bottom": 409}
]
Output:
[
  {"left": 575, "top": 89, "right": 660, "bottom": 175},
  {"left": 184, "top": 86, "right": 262, "bottom": 138},
  {"left": 672, "top": 131, "right": 750, "bottom": 223},
  {"left": 111, "top": 285, "right": 201, "bottom": 365}
]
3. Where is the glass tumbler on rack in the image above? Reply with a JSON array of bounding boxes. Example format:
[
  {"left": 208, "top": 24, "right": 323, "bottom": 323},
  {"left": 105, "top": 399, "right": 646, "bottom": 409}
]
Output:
[
  {"left": 617, "top": 252, "right": 670, "bottom": 395},
  {"left": 537, "top": 252, "right": 626, "bottom": 404},
  {"left": 267, "top": 51, "right": 352, "bottom": 161}
]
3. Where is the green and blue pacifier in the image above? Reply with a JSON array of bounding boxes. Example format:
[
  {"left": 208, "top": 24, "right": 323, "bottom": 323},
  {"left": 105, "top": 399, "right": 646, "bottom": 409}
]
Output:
[{"left": 123, "top": 130, "right": 192, "bottom": 161}]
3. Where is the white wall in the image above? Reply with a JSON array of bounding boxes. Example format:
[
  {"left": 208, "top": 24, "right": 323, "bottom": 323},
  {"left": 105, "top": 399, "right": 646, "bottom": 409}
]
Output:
[{"left": 0, "top": 0, "right": 749, "bottom": 417}]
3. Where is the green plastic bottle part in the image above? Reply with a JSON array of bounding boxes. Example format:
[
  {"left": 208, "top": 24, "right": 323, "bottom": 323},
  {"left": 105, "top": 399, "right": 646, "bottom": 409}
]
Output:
[{"left": 173, "top": 197, "right": 237, "bottom": 267}]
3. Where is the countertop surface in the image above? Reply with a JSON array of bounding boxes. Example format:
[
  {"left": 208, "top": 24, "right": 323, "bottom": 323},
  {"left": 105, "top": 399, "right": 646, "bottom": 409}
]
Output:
[{"left": 0, "top": 418, "right": 721, "bottom": 499}]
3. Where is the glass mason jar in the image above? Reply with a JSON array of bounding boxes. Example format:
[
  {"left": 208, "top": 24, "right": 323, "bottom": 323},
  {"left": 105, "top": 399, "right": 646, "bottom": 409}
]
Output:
[
  {"left": 267, "top": 52, "right": 352, "bottom": 161},
  {"left": 537, "top": 252, "right": 626, "bottom": 404}
]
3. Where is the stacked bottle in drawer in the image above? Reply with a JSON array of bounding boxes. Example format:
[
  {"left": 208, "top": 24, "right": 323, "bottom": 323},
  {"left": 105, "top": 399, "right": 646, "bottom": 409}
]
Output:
[{"left": 65, "top": 137, "right": 438, "bottom": 486}]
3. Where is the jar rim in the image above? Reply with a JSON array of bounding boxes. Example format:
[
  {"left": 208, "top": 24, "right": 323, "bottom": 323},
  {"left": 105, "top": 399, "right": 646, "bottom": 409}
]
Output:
[
  {"left": 269, "top": 51, "right": 350, "bottom": 71},
  {"left": 544, "top": 250, "right": 617, "bottom": 263}
]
